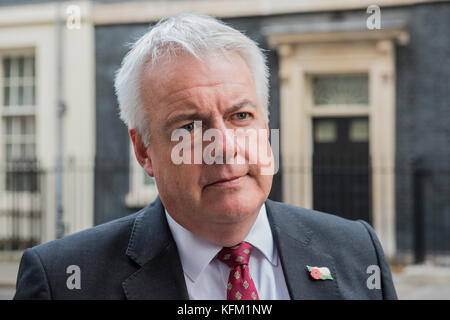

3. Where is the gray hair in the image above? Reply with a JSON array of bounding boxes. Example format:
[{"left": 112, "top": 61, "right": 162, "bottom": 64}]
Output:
[{"left": 114, "top": 13, "right": 269, "bottom": 146}]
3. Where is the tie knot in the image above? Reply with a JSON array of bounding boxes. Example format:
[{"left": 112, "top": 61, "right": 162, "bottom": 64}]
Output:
[{"left": 217, "top": 242, "right": 252, "bottom": 268}]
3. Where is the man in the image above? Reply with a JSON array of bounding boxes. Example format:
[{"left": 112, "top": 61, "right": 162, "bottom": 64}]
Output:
[{"left": 14, "top": 14, "right": 397, "bottom": 300}]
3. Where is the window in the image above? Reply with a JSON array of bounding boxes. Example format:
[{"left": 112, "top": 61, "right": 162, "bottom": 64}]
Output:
[
  {"left": 312, "top": 74, "right": 369, "bottom": 106},
  {"left": 314, "top": 119, "right": 337, "bottom": 143},
  {"left": 3, "top": 56, "right": 36, "bottom": 107},
  {"left": 1, "top": 53, "right": 37, "bottom": 192},
  {"left": 349, "top": 118, "right": 369, "bottom": 142}
]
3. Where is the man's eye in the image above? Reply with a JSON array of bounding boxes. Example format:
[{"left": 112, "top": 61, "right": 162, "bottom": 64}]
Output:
[
  {"left": 234, "top": 112, "right": 250, "bottom": 120},
  {"left": 181, "top": 122, "right": 195, "bottom": 131}
]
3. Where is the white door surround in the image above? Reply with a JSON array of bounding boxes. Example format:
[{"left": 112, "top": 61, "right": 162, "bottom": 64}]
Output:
[{"left": 267, "top": 29, "right": 409, "bottom": 259}]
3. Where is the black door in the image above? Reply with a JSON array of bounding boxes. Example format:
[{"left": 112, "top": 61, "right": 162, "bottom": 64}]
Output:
[{"left": 312, "top": 117, "right": 371, "bottom": 222}]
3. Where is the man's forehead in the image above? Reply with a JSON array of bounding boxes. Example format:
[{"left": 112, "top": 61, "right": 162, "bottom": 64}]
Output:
[
  {"left": 142, "top": 50, "right": 251, "bottom": 87},
  {"left": 140, "top": 51, "right": 256, "bottom": 111}
]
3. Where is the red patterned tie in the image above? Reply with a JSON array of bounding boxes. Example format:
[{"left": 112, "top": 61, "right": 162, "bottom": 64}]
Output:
[{"left": 217, "top": 242, "right": 259, "bottom": 300}]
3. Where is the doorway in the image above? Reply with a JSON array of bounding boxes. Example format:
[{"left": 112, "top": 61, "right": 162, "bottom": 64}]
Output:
[{"left": 312, "top": 117, "right": 371, "bottom": 222}]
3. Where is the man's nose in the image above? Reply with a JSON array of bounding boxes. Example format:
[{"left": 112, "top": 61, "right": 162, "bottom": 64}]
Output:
[
  {"left": 221, "top": 127, "right": 237, "bottom": 163},
  {"left": 204, "top": 122, "right": 238, "bottom": 165}
]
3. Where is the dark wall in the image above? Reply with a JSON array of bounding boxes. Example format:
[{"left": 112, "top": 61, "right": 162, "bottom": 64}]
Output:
[
  {"left": 395, "top": 2, "right": 450, "bottom": 253},
  {"left": 94, "top": 24, "right": 150, "bottom": 224}
]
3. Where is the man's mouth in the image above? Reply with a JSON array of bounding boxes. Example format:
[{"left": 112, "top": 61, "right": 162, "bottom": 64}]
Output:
[{"left": 205, "top": 175, "right": 247, "bottom": 188}]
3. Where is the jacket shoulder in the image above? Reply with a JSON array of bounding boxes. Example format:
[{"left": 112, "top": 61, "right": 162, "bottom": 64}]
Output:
[
  {"left": 15, "top": 208, "right": 146, "bottom": 299},
  {"left": 266, "top": 199, "right": 369, "bottom": 245},
  {"left": 266, "top": 199, "right": 397, "bottom": 299},
  {"left": 33, "top": 209, "right": 140, "bottom": 258},
  {"left": 14, "top": 200, "right": 166, "bottom": 299}
]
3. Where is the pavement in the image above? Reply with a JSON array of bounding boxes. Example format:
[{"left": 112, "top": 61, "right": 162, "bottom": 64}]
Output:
[
  {"left": 1, "top": 261, "right": 449, "bottom": 300},
  {"left": 0, "top": 260, "right": 19, "bottom": 300},
  {"left": 0, "top": 286, "right": 15, "bottom": 300},
  {"left": 391, "top": 264, "right": 450, "bottom": 300}
]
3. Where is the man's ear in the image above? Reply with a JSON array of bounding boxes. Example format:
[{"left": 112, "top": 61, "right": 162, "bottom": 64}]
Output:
[{"left": 129, "top": 129, "right": 154, "bottom": 177}]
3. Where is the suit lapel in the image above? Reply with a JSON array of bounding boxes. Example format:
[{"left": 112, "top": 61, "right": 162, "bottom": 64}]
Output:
[
  {"left": 266, "top": 200, "right": 342, "bottom": 300},
  {"left": 122, "top": 197, "right": 189, "bottom": 300}
]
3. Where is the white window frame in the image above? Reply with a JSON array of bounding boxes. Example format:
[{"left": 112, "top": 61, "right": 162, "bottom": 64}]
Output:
[
  {"left": 0, "top": 49, "right": 41, "bottom": 246},
  {"left": 0, "top": 49, "right": 38, "bottom": 194},
  {"left": 1, "top": 51, "right": 37, "bottom": 159}
]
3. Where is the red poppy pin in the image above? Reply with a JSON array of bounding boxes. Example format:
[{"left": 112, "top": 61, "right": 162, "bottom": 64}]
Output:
[{"left": 306, "top": 266, "right": 333, "bottom": 280}]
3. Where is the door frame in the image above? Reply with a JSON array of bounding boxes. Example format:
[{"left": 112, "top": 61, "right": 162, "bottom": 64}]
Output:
[{"left": 268, "top": 32, "right": 404, "bottom": 258}]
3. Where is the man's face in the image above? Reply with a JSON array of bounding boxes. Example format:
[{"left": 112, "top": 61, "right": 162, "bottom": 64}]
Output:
[{"left": 137, "top": 51, "right": 273, "bottom": 233}]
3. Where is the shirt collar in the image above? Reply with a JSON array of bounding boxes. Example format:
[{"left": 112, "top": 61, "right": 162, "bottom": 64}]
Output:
[
  {"left": 165, "top": 203, "right": 276, "bottom": 283},
  {"left": 243, "top": 203, "right": 277, "bottom": 267}
]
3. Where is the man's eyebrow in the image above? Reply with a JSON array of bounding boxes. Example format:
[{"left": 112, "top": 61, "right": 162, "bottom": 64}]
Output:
[
  {"left": 164, "top": 99, "right": 257, "bottom": 129},
  {"left": 165, "top": 107, "right": 206, "bottom": 130},
  {"left": 227, "top": 99, "right": 257, "bottom": 113}
]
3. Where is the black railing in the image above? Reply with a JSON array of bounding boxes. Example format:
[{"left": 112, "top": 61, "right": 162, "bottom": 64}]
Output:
[
  {"left": 0, "top": 161, "right": 43, "bottom": 250},
  {"left": 413, "top": 157, "right": 450, "bottom": 264}
]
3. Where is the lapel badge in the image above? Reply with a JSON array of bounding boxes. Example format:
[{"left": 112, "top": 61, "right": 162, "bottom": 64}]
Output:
[{"left": 306, "top": 265, "right": 333, "bottom": 280}]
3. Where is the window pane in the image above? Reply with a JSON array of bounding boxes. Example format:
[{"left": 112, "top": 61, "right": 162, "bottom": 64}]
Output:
[
  {"left": 8, "top": 86, "right": 17, "bottom": 106},
  {"left": 20, "top": 117, "right": 26, "bottom": 135},
  {"left": 24, "top": 86, "right": 33, "bottom": 105},
  {"left": 10, "top": 58, "right": 18, "bottom": 77},
  {"left": 26, "top": 116, "right": 35, "bottom": 135},
  {"left": 349, "top": 119, "right": 369, "bottom": 142},
  {"left": 313, "top": 74, "right": 369, "bottom": 106},
  {"left": 18, "top": 57, "right": 25, "bottom": 77},
  {"left": 20, "top": 143, "right": 26, "bottom": 158},
  {"left": 25, "top": 57, "right": 34, "bottom": 77},
  {"left": 4, "top": 118, "right": 13, "bottom": 135},
  {"left": 3, "top": 85, "right": 10, "bottom": 106},
  {"left": 6, "top": 143, "right": 13, "bottom": 161},
  {"left": 3, "top": 57, "right": 11, "bottom": 78},
  {"left": 314, "top": 120, "right": 337, "bottom": 143},
  {"left": 12, "top": 117, "right": 19, "bottom": 135},
  {"left": 32, "top": 85, "right": 36, "bottom": 105},
  {"left": 25, "top": 143, "right": 36, "bottom": 160},
  {"left": 18, "top": 85, "right": 24, "bottom": 105}
]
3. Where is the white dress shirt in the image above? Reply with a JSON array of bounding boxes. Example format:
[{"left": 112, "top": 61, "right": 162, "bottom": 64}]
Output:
[{"left": 165, "top": 204, "right": 291, "bottom": 300}]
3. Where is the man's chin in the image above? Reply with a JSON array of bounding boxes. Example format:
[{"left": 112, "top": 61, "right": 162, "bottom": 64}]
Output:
[{"left": 202, "top": 194, "right": 264, "bottom": 224}]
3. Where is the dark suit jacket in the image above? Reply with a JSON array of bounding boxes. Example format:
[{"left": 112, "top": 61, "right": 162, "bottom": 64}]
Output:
[{"left": 14, "top": 197, "right": 397, "bottom": 299}]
